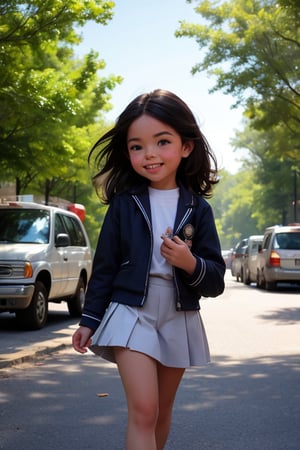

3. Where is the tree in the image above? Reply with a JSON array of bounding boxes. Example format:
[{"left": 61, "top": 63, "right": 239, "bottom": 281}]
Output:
[
  {"left": 210, "top": 168, "right": 261, "bottom": 249},
  {"left": 232, "top": 122, "right": 298, "bottom": 227},
  {"left": 176, "top": 0, "right": 300, "bottom": 239},
  {"left": 0, "top": 1, "right": 121, "bottom": 193},
  {"left": 176, "top": 0, "right": 300, "bottom": 162}
]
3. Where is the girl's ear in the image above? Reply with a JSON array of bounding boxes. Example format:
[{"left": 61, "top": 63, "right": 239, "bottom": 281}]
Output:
[{"left": 182, "top": 141, "right": 194, "bottom": 158}]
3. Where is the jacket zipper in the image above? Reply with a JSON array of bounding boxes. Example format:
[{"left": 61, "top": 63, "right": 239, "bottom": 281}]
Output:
[
  {"left": 173, "top": 207, "right": 193, "bottom": 310},
  {"left": 132, "top": 195, "right": 153, "bottom": 305},
  {"left": 133, "top": 193, "right": 194, "bottom": 310}
]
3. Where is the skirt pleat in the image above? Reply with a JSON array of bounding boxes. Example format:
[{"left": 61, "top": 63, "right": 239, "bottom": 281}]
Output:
[{"left": 89, "top": 277, "right": 210, "bottom": 368}]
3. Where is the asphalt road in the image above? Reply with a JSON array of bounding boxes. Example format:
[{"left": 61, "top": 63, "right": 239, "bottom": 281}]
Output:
[{"left": 0, "top": 272, "right": 300, "bottom": 449}]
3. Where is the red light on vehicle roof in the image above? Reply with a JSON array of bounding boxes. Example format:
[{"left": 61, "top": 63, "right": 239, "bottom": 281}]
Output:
[
  {"left": 8, "top": 202, "right": 20, "bottom": 207},
  {"left": 269, "top": 250, "right": 280, "bottom": 267},
  {"left": 68, "top": 203, "right": 86, "bottom": 222}
]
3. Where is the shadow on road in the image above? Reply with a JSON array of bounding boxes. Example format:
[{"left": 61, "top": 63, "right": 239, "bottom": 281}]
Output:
[
  {"left": 0, "top": 307, "right": 77, "bottom": 359},
  {"left": 1, "top": 351, "right": 299, "bottom": 449},
  {"left": 0, "top": 309, "right": 74, "bottom": 331},
  {"left": 258, "top": 307, "right": 300, "bottom": 325}
]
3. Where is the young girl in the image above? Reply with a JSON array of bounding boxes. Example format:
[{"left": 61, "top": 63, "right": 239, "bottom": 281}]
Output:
[{"left": 72, "top": 89, "right": 225, "bottom": 450}]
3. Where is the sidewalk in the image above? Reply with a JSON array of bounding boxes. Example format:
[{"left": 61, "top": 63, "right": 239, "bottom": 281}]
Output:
[
  {"left": 0, "top": 334, "right": 72, "bottom": 369},
  {"left": 0, "top": 308, "right": 78, "bottom": 369}
]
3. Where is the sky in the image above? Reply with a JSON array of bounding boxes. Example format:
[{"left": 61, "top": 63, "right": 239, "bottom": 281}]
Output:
[{"left": 76, "top": 0, "right": 245, "bottom": 173}]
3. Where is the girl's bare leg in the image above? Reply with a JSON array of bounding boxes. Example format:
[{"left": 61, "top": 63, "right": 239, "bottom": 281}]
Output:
[
  {"left": 114, "top": 347, "right": 185, "bottom": 450},
  {"left": 155, "top": 363, "right": 185, "bottom": 450},
  {"left": 114, "top": 347, "right": 159, "bottom": 450}
]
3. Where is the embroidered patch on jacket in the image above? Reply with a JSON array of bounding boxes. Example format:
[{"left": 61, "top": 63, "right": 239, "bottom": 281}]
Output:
[{"left": 183, "top": 223, "right": 194, "bottom": 248}]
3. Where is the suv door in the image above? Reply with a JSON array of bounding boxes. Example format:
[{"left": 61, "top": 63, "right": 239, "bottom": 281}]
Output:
[
  {"left": 49, "top": 213, "right": 71, "bottom": 297},
  {"left": 60, "top": 214, "right": 89, "bottom": 294}
]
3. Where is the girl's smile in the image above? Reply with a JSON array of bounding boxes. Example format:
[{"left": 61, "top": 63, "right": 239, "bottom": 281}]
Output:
[
  {"left": 127, "top": 114, "right": 193, "bottom": 189},
  {"left": 144, "top": 163, "right": 163, "bottom": 171}
]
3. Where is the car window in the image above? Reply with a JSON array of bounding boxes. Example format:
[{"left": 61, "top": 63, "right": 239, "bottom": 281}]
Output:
[
  {"left": 263, "top": 234, "right": 271, "bottom": 250},
  {"left": 0, "top": 209, "right": 49, "bottom": 244},
  {"left": 61, "top": 215, "right": 87, "bottom": 246},
  {"left": 235, "top": 239, "right": 248, "bottom": 255},
  {"left": 251, "top": 242, "right": 260, "bottom": 252},
  {"left": 55, "top": 213, "right": 67, "bottom": 236},
  {"left": 274, "top": 232, "right": 300, "bottom": 250}
]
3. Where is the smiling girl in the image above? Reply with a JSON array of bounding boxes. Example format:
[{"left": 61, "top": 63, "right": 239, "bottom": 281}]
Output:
[{"left": 72, "top": 89, "right": 225, "bottom": 450}]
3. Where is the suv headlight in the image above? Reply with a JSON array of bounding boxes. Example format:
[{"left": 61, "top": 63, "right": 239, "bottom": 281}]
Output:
[{"left": 24, "top": 261, "right": 33, "bottom": 278}]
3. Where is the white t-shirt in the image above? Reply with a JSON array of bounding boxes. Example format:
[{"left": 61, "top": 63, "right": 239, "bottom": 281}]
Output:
[{"left": 149, "top": 186, "right": 179, "bottom": 279}]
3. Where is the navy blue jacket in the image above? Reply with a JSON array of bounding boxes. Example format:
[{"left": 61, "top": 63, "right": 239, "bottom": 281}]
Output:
[{"left": 80, "top": 183, "right": 225, "bottom": 331}]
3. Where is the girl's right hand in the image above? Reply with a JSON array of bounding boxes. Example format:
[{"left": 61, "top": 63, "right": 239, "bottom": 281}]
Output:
[{"left": 72, "top": 326, "right": 93, "bottom": 354}]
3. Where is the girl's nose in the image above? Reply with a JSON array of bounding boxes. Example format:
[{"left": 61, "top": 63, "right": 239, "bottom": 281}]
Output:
[{"left": 145, "top": 145, "right": 156, "bottom": 158}]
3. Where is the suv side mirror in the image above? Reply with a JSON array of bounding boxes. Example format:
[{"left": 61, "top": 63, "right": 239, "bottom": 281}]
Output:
[
  {"left": 55, "top": 233, "right": 70, "bottom": 247},
  {"left": 258, "top": 244, "right": 262, "bottom": 253}
]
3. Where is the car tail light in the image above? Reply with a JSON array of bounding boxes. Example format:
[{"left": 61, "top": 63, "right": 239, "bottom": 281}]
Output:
[{"left": 269, "top": 251, "right": 280, "bottom": 267}]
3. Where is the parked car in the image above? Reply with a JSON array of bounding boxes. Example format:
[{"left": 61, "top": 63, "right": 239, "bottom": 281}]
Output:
[
  {"left": 0, "top": 201, "right": 92, "bottom": 329},
  {"left": 231, "top": 238, "right": 248, "bottom": 281},
  {"left": 256, "top": 224, "right": 300, "bottom": 290},
  {"left": 242, "top": 235, "right": 264, "bottom": 285},
  {"left": 221, "top": 249, "right": 233, "bottom": 269}
]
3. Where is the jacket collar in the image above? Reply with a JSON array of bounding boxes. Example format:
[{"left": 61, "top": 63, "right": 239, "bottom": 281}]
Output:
[
  {"left": 129, "top": 181, "right": 198, "bottom": 206},
  {"left": 130, "top": 182, "right": 199, "bottom": 232},
  {"left": 174, "top": 184, "right": 198, "bottom": 235}
]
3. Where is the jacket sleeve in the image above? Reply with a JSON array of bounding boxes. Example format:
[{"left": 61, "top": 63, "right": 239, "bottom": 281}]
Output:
[
  {"left": 80, "top": 199, "right": 121, "bottom": 331},
  {"left": 178, "top": 201, "right": 225, "bottom": 298}
]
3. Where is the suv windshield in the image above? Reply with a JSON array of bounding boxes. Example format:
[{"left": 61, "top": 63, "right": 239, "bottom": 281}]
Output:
[
  {"left": 274, "top": 232, "right": 300, "bottom": 250},
  {"left": 0, "top": 209, "right": 50, "bottom": 244}
]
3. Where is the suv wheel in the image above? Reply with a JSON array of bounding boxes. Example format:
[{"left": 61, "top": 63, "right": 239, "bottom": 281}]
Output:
[
  {"left": 16, "top": 281, "right": 48, "bottom": 330},
  {"left": 265, "top": 281, "right": 276, "bottom": 291},
  {"left": 240, "top": 268, "right": 244, "bottom": 283},
  {"left": 67, "top": 276, "right": 85, "bottom": 317},
  {"left": 256, "top": 270, "right": 264, "bottom": 289},
  {"left": 244, "top": 276, "right": 250, "bottom": 285}
]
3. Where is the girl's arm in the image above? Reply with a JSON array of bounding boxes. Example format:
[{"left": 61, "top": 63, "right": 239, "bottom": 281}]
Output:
[
  {"left": 162, "top": 202, "right": 225, "bottom": 298},
  {"left": 79, "top": 199, "right": 121, "bottom": 331}
]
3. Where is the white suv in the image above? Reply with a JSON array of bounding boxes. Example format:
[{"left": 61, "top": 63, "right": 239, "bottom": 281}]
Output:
[{"left": 0, "top": 202, "right": 92, "bottom": 329}]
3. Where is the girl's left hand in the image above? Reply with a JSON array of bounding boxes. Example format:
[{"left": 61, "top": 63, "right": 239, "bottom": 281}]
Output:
[
  {"left": 160, "top": 235, "right": 196, "bottom": 275},
  {"left": 72, "top": 326, "right": 93, "bottom": 354}
]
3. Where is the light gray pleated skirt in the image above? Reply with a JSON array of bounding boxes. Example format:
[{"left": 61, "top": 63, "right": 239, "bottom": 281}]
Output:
[{"left": 89, "top": 277, "right": 210, "bottom": 368}]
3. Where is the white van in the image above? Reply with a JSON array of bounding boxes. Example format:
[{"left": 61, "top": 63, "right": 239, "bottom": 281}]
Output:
[{"left": 242, "top": 235, "right": 264, "bottom": 285}]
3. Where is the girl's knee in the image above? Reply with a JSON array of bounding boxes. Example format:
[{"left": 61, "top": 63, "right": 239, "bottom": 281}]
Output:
[{"left": 129, "top": 400, "right": 159, "bottom": 429}]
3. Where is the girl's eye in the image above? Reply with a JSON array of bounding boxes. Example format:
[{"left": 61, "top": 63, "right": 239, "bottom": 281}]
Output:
[
  {"left": 129, "top": 144, "right": 142, "bottom": 151},
  {"left": 158, "top": 139, "right": 170, "bottom": 146}
]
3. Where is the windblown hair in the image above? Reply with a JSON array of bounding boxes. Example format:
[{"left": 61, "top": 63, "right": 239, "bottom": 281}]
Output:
[{"left": 89, "top": 89, "right": 219, "bottom": 204}]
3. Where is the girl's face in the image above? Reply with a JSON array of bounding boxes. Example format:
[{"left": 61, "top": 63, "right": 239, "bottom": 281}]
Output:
[{"left": 127, "top": 114, "right": 193, "bottom": 189}]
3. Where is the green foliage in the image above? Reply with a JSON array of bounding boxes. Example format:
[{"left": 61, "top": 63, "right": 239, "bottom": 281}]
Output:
[
  {"left": 177, "top": 0, "right": 300, "bottom": 244},
  {"left": 210, "top": 169, "right": 261, "bottom": 249},
  {"left": 0, "top": 0, "right": 122, "bottom": 246},
  {"left": 176, "top": 0, "right": 300, "bottom": 162},
  {"left": 176, "top": 0, "right": 300, "bottom": 160},
  {"left": 0, "top": 0, "right": 122, "bottom": 191},
  {"left": 84, "top": 197, "right": 108, "bottom": 250},
  {"left": 232, "top": 123, "right": 297, "bottom": 228}
]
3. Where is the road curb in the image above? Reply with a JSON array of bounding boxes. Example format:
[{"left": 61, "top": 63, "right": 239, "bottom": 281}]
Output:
[{"left": 0, "top": 338, "right": 71, "bottom": 369}]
